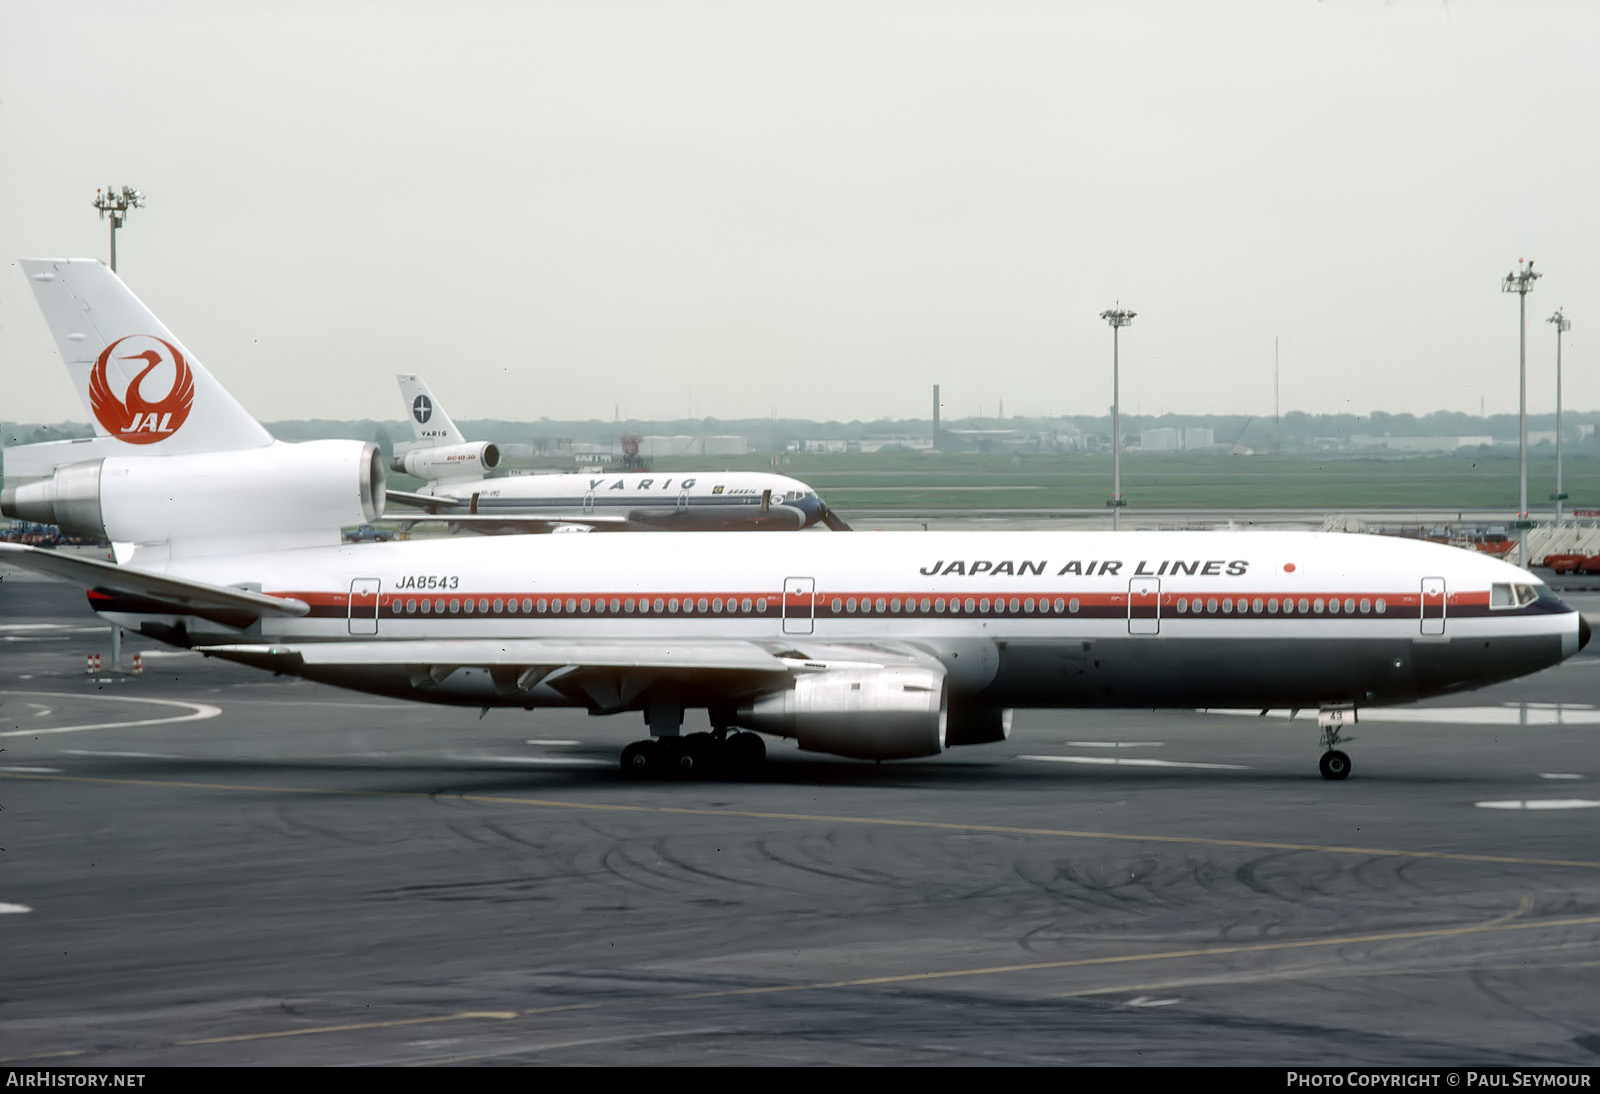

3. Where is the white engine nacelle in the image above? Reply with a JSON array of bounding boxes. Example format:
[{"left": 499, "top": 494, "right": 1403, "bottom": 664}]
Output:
[
  {"left": 394, "top": 442, "right": 500, "bottom": 480},
  {"left": 737, "top": 666, "right": 948, "bottom": 761},
  {"left": 1, "top": 440, "right": 384, "bottom": 557}
]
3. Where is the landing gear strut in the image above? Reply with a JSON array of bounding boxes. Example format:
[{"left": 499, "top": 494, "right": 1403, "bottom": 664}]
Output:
[{"left": 1317, "top": 707, "right": 1354, "bottom": 781}]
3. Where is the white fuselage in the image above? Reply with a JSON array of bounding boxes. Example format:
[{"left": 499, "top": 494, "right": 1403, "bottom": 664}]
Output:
[{"left": 97, "top": 530, "right": 1582, "bottom": 712}]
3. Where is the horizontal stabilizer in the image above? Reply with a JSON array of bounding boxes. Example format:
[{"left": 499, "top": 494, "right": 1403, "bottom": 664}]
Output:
[{"left": 0, "top": 544, "right": 309, "bottom": 622}]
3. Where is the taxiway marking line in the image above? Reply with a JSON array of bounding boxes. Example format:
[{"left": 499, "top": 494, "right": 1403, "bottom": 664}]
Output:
[
  {"left": 0, "top": 691, "right": 221, "bottom": 737},
  {"left": 4, "top": 770, "right": 1600, "bottom": 871},
  {"left": 181, "top": 1011, "right": 523, "bottom": 1046},
  {"left": 175, "top": 912, "right": 1600, "bottom": 1047}
]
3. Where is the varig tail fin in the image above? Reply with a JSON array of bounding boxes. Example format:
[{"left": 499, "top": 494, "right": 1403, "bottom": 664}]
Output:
[
  {"left": 397, "top": 374, "right": 465, "bottom": 447},
  {"left": 21, "top": 259, "right": 272, "bottom": 454}
]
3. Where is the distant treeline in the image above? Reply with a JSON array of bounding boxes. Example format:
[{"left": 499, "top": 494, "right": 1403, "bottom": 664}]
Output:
[{"left": 4, "top": 409, "right": 1596, "bottom": 457}]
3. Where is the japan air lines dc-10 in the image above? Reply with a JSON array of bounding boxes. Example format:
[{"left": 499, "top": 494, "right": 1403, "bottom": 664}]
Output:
[
  {"left": 1, "top": 259, "right": 1588, "bottom": 780},
  {"left": 385, "top": 374, "right": 851, "bottom": 533}
]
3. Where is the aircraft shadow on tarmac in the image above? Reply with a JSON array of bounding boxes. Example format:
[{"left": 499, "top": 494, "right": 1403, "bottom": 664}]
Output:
[{"left": 33, "top": 750, "right": 1537, "bottom": 795}]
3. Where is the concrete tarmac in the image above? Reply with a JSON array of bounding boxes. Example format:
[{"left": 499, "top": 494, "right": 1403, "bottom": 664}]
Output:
[{"left": 2, "top": 575, "right": 1599, "bottom": 1066}]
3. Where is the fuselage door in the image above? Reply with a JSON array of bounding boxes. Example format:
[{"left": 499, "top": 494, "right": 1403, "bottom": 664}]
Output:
[
  {"left": 349, "top": 578, "right": 381, "bottom": 636},
  {"left": 582, "top": 490, "right": 596, "bottom": 514},
  {"left": 1128, "top": 576, "right": 1161, "bottom": 635},
  {"left": 1421, "top": 577, "right": 1446, "bottom": 636},
  {"left": 782, "top": 576, "right": 816, "bottom": 635},
  {"left": 678, "top": 488, "right": 690, "bottom": 512}
]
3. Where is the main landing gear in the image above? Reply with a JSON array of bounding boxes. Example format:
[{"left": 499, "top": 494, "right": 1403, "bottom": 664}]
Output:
[
  {"left": 1317, "top": 707, "right": 1354, "bottom": 781},
  {"left": 620, "top": 729, "right": 767, "bottom": 779}
]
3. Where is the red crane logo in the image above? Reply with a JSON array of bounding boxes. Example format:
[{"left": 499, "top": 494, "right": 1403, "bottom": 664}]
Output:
[{"left": 88, "top": 335, "right": 195, "bottom": 444}]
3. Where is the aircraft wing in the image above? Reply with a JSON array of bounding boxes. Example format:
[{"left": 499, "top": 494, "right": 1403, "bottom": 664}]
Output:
[
  {"left": 389, "top": 512, "right": 634, "bottom": 534},
  {"left": 624, "top": 507, "right": 805, "bottom": 532},
  {"left": 0, "top": 543, "right": 310, "bottom": 627},
  {"left": 385, "top": 488, "right": 462, "bottom": 513},
  {"left": 202, "top": 638, "right": 908, "bottom": 713}
]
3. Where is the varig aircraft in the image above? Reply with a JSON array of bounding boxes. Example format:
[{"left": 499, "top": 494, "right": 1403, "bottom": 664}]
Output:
[
  {"left": 2, "top": 259, "right": 1588, "bottom": 780},
  {"left": 386, "top": 374, "right": 851, "bottom": 533}
]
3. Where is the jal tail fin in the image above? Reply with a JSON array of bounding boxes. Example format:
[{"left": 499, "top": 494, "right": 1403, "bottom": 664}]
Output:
[
  {"left": 21, "top": 258, "right": 272, "bottom": 454},
  {"left": 397, "top": 373, "right": 465, "bottom": 447}
]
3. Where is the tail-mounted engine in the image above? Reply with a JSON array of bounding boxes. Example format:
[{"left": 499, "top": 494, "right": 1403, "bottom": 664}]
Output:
[
  {"left": 737, "top": 666, "right": 948, "bottom": 760},
  {"left": 1, "top": 440, "right": 384, "bottom": 555},
  {"left": 392, "top": 442, "right": 500, "bottom": 480}
]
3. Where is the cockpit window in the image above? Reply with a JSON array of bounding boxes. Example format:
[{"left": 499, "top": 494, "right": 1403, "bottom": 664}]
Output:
[{"left": 1491, "top": 583, "right": 1540, "bottom": 609}]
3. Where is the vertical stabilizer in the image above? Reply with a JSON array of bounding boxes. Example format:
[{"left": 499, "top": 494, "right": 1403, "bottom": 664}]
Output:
[
  {"left": 397, "top": 374, "right": 465, "bottom": 447},
  {"left": 20, "top": 259, "right": 272, "bottom": 454}
]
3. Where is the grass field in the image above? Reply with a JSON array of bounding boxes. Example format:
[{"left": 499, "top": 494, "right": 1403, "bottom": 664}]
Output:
[{"left": 639, "top": 452, "right": 1599, "bottom": 511}]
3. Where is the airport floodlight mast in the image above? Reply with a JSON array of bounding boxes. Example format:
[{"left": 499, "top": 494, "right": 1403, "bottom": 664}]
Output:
[
  {"left": 1549, "top": 308, "right": 1572, "bottom": 520},
  {"left": 92, "top": 185, "right": 144, "bottom": 272},
  {"left": 1100, "top": 305, "right": 1135, "bottom": 530},
  {"left": 1502, "top": 259, "right": 1540, "bottom": 567}
]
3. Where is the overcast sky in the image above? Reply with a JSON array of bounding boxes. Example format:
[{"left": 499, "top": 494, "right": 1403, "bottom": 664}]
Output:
[{"left": 1, "top": 1, "right": 1595, "bottom": 427}]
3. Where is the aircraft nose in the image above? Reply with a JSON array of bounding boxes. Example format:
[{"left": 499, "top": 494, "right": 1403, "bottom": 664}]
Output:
[{"left": 790, "top": 494, "right": 824, "bottom": 527}]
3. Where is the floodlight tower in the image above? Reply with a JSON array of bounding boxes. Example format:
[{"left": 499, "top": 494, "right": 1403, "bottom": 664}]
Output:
[
  {"left": 92, "top": 185, "right": 145, "bottom": 272},
  {"left": 1549, "top": 308, "right": 1572, "bottom": 520},
  {"left": 1100, "top": 305, "right": 1136, "bottom": 530},
  {"left": 1502, "top": 260, "right": 1540, "bottom": 567}
]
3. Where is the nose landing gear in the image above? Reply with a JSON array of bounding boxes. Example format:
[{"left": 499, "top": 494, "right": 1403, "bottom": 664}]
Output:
[{"left": 1317, "top": 707, "right": 1355, "bottom": 781}]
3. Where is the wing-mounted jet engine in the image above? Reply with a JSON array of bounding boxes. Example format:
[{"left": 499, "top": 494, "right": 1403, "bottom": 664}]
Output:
[
  {"left": 737, "top": 665, "right": 950, "bottom": 760},
  {"left": 391, "top": 441, "right": 500, "bottom": 481}
]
